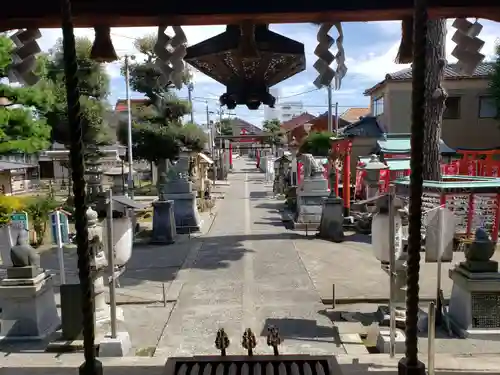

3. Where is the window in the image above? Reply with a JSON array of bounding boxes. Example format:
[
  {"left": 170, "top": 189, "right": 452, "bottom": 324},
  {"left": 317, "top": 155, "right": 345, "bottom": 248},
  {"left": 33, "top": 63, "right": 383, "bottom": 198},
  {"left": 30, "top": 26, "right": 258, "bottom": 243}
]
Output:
[
  {"left": 478, "top": 96, "right": 497, "bottom": 118},
  {"left": 373, "top": 96, "right": 384, "bottom": 116},
  {"left": 443, "top": 97, "right": 461, "bottom": 119}
]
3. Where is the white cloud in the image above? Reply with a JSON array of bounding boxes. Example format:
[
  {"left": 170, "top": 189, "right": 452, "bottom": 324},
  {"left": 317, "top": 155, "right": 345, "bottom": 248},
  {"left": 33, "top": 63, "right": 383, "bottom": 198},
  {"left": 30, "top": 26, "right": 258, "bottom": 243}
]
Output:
[
  {"left": 39, "top": 25, "right": 228, "bottom": 81},
  {"left": 350, "top": 19, "right": 500, "bottom": 82}
]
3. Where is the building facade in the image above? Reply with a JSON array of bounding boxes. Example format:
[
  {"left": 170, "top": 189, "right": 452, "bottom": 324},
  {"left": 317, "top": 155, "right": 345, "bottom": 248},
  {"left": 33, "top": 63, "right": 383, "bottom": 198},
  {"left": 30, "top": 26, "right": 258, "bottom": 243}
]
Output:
[
  {"left": 280, "top": 101, "right": 304, "bottom": 122},
  {"left": 364, "top": 63, "right": 500, "bottom": 149}
]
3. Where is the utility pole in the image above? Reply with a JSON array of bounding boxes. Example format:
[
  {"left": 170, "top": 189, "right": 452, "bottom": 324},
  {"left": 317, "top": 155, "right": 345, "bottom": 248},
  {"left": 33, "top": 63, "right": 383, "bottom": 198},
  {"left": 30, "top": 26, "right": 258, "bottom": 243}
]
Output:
[
  {"left": 334, "top": 102, "right": 339, "bottom": 134},
  {"left": 327, "top": 83, "right": 333, "bottom": 133},
  {"left": 124, "top": 54, "right": 135, "bottom": 198},
  {"left": 206, "top": 102, "right": 212, "bottom": 153},
  {"left": 188, "top": 83, "right": 194, "bottom": 123}
]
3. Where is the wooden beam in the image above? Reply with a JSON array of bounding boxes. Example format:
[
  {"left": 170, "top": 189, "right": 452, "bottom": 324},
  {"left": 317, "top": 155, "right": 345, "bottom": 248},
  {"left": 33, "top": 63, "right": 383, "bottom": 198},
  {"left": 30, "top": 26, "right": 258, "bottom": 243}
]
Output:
[{"left": 0, "top": 4, "right": 499, "bottom": 31}]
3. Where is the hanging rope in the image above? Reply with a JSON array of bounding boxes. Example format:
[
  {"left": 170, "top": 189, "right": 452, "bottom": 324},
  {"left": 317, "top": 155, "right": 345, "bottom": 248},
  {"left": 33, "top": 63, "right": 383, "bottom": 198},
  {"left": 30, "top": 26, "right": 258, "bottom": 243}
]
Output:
[
  {"left": 403, "top": 0, "right": 427, "bottom": 371},
  {"left": 60, "top": 0, "right": 100, "bottom": 373}
]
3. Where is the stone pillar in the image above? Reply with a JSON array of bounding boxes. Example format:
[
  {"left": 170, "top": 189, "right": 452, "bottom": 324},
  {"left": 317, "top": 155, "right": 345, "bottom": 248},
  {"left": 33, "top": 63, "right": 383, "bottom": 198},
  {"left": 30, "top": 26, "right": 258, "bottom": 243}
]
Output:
[
  {"left": 0, "top": 234, "right": 59, "bottom": 339},
  {"left": 0, "top": 269, "right": 60, "bottom": 339},
  {"left": 295, "top": 154, "right": 330, "bottom": 229},
  {"left": 163, "top": 152, "right": 202, "bottom": 233},
  {"left": 86, "top": 146, "right": 103, "bottom": 203},
  {"left": 448, "top": 228, "right": 500, "bottom": 338}
]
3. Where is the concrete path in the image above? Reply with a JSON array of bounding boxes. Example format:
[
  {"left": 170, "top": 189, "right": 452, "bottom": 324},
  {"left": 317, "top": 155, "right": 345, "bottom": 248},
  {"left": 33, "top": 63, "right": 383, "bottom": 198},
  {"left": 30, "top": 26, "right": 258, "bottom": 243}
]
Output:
[{"left": 155, "top": 158, "right": 345, "bottom": 357}]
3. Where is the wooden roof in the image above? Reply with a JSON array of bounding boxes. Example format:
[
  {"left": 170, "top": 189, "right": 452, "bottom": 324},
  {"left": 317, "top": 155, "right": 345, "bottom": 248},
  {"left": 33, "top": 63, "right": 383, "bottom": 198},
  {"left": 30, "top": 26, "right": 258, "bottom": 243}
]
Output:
[{"left": 1, "top": 1, "right": 499, "bottom": 30}]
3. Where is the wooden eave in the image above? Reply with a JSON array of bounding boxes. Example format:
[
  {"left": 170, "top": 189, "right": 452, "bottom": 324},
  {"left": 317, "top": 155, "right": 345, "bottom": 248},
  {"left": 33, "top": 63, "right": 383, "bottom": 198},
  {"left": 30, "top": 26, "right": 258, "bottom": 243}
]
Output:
[{"left": 0, "top": 2, "right": 500, "bottom": 30}]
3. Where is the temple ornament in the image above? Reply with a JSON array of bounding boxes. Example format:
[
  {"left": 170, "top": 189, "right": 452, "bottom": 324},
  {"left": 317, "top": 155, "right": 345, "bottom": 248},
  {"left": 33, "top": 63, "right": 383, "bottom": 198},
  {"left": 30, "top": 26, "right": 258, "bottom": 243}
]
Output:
[
  {"left": 451, "top": 18, "right": 485, "bottom": 75},
  {"left": 184, "top": 24, "right": 305, "bottom": 110},
  {"left": 313, "top": 23, "right": 347, "bottom": 90},
  {"left": 154, "top": 26, "right": 187, "bottom": 89}
]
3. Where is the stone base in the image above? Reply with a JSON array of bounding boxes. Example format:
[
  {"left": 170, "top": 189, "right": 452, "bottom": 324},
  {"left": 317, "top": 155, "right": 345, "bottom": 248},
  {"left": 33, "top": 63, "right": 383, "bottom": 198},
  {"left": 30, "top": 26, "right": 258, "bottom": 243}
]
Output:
[
  {"left": 0, "top": 273, "right": 60, "bottom": 340},
  {"left": 376, "top": 305, "right": 407, "bottom": 330},
  {"left": 6, "top": 266, "right": 41, "bottom": 279},
  {"left": 318, "top": 197, "right": 344, "bottom": 243},
  {"left": 99, "top": 331, "right": 131, "bottom": 357},
  {"left": 376, "top": 328, "right": 406, "bottom": 354},
  {"left": 459, "top": 260, "right": 498, "bottom": 273},
  {"left": 163, "top": 192, "right": 202, "bottom": 234},
  {"left": 151, "top": 200, "right": 176, "bottom": 244},
  {"left": 296, "top": 190, "right": 329, "bottom": 226},
  {"left": 448, "top": 267, "right": 500, "bottom": 339}
]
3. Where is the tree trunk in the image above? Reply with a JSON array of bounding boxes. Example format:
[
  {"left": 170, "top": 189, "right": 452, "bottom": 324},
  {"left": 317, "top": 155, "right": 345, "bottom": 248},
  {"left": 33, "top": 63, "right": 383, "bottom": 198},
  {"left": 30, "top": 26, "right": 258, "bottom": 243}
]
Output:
[{"left": 423, "top": 19, "right": 447, "bottom": 181}]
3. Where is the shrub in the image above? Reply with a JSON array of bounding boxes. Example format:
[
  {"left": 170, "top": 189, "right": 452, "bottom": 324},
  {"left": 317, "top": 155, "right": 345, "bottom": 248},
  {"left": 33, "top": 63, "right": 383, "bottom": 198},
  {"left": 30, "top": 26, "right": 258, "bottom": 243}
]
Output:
[
  {"left": 25, "top": 195, "right": 58, "bottom": 246},
  {"left": 299, "top": 131, "right": 335, "bottom": 157},
  {"left": 0, "top": 196, "right": 25, "bottom": 225}
]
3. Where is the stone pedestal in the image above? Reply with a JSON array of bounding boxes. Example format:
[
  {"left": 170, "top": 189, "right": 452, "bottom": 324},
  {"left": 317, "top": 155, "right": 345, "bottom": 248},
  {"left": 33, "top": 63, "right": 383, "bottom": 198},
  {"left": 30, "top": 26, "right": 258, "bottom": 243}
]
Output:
[
  {"left": 448, "top": 265, "right": 500, "bottom": 339},
  {"left": 163, "top": 179, "right": 202, "bottom": 234},
  {"left": 318, "top": 197, "right": 344, "bottom": 242},
  {"left": 151, "top": 200, "right": 176, "bottom": 244},
  {"left": 295, "top": 177, "right": 329, "bottom": 228},
  {"left": 0, "top": 271, "right": 60, "bottom": 340}
]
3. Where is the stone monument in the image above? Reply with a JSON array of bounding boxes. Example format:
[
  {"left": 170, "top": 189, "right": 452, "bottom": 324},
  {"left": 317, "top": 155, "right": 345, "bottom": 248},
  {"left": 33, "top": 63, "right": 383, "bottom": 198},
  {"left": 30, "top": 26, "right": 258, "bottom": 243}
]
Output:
[
  {"left": 60, "top": 208, "right": 124, "bottom": 341},
  {"left": 152, "top": 169, "right": 177, "bottom": 244},
  {"left": 151, "top": 199, "right": 176, "bottom": 244},
  {"left": 161, "top": 151, "right": 202, "bottom": 234},
  {"left": 318, "top": 160, "right": 344, "bottom": 242},
  {"left": 0, "top": 231, "right": 60, "bottom": 339},
  {"left": 448, "top": 228, "right": 500, "bottom": 338},
  {"left": 294, "top": 153, "right": 330, "bottom": 229}
]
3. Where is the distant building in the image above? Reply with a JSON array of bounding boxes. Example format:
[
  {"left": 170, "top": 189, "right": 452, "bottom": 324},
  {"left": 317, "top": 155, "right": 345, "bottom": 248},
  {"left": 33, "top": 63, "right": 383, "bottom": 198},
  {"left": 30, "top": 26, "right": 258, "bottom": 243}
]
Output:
[
  {"left": 264, "top": 88, "right": 281, "bottom": 121},
  {"left": 340, "top": 107, "right": 370, "bottom": 124},
  {"left": 364, "top": 62, "right": 499, "bottom": 149},
  {"left": 114, "top": 98, "right": 149, "bottom": 122},
  {"left": 280, "top": 101, "right": 304, "bottom": 122}
]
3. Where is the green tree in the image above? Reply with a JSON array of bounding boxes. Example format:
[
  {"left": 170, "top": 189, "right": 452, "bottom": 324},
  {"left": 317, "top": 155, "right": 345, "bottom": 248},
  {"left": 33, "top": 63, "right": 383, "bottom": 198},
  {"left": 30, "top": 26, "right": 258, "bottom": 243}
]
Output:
[
  {"left": 40, "top": 37, "right": 114, "bottom": 151},
  {"left": 262, "top": 118, "right": 283, "bottom": 145},
  {"left": 117, "top": 34, "right": 204, "bottom": 162},
  {"left": 216, "top": 118, "right": 234, "bottom": 136},
  {"left": 299, "top": 131, "right": 334, "bottom": 157},
  {"left": 0, "top": 35, "right": 52, "bottom": 154},
  {"left": 490, "top": 43, "right": 500, "bottom": 124}
]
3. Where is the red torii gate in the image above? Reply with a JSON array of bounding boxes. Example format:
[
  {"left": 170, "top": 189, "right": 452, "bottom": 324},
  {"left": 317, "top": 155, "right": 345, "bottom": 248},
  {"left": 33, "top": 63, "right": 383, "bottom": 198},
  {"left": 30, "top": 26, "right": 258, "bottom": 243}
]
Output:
[{"left": 330, "top": 137, "right": 353, "bottom": 216}]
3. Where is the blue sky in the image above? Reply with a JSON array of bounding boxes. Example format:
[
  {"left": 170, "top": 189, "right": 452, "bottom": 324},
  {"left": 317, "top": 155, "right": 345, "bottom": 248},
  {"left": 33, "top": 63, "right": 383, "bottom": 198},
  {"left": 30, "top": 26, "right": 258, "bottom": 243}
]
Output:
[{"left": 38, "top": 19, "right": 500, "bottom": 127}]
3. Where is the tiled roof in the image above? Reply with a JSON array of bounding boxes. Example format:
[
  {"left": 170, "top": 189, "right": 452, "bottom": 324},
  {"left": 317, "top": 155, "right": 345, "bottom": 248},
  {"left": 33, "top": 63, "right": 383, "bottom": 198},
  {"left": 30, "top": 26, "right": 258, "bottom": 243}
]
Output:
[
  {"left": 340, "top": 107, "right": 370, "bottom": 123},
  {"left": 232, "top": 118, "right": 262, "bottom": 134},
  {"left": 388, "top": 62, "right": 494, "bottom": 81},
  {"left": 281, "top": 113, "right": 316, "bottom": 131},
  {"left": 0, "top": 161, "right": 37, "bottom": 171},
  {"left": 115, "top": 99, "right": 149, "bottom": 111},
  {"left": 364, "top": 62, "right": 494, "bottom": 95},
  {"left": 377, "top": 134, "right": 456, "bottom": 154}
]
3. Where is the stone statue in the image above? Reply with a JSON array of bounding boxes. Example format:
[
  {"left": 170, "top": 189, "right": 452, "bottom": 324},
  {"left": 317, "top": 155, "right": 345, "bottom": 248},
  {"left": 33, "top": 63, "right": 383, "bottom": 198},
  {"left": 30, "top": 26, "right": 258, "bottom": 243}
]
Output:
[
  {"left": 87, "top": 207, "right": 107, "bottom": 270},
  {"left": 465, "top": 228, "right": 495, "bottom": 262},
  {"left": 10, "top": 230, "right": 40, "bottom": 268},
  {"left": 301, "top": 153, "right": 324, "bottom": 179},
  {"left": 86, "top": 207, "right": 109, "bottom": 324}
]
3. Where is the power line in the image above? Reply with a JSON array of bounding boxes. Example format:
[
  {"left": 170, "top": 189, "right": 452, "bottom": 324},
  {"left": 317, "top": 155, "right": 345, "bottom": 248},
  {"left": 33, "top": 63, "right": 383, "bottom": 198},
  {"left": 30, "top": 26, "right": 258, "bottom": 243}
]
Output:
[{"left": 279, "top": 87, "right": 321, "bottom": 99}]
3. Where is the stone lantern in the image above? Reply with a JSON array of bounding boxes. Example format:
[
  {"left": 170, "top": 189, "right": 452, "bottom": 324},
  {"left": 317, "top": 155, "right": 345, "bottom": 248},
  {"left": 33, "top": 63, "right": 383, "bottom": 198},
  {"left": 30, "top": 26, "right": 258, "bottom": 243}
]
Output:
[
  {"left": 289, "top": 137, "right": 299, "bottom": 186},
  {"left": 360, "top": 154, "right": 388, "bottom": 199}
]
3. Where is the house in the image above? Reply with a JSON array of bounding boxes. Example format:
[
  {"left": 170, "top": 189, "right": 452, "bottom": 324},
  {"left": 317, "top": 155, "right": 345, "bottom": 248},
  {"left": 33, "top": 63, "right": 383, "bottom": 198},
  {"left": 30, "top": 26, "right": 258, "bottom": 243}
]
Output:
[
  {"left": 38, "top": 143, "right": 128, "bottom": 182},
  {"left": 340, "top": 107, "right": 370, "bottom": 124},
  {"left": 226, "top": 118, "right": 262, "bottom": 155},
  {"left": 0, "top": 158, "right": 40, "bottom": 195},
  {"left": 364, "top": 62, "right": 500, "bottom": 149},
  {"left": 229, "top": 118, "right": 262, "bottom": 136},
  {"left": 288, "top": 111, "right": 350, "bottom": 145},
  {"left": 280, "top": 113, "right": 316, "bottom": 143}
]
